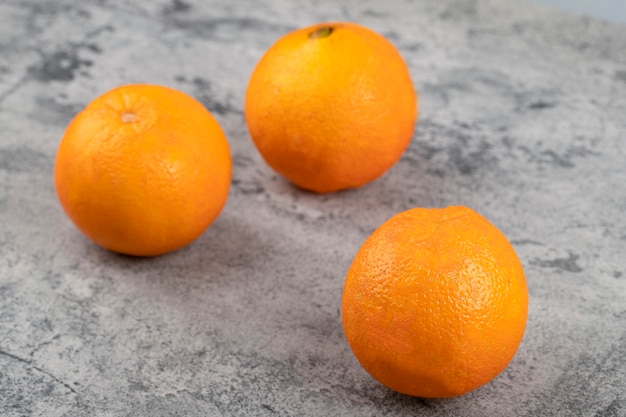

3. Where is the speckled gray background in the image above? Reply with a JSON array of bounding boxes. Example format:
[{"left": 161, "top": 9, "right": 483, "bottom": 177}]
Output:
[{"left": 1, "top": 0, "right": 625, "bottom": 416}]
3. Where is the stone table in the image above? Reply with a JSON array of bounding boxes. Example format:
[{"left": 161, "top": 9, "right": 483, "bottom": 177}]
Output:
[{"left": 1, "top": 0, "right": 625, "bottom": 415}]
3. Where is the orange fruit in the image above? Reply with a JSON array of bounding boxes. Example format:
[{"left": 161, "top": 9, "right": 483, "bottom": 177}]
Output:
[
  {"left": 54, "top": 84, "right": 231, "bottom": 256},
  {"left": 244, "top": 22, "right": 418, "bottom": 193},
  {"left": 341, "top": 206, "right": 528, "bottom": 398}
]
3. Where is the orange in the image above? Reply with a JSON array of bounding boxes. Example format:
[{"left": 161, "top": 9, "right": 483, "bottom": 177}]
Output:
[
  {"left": 341, "top": 206, "right": 528, "bottom": 398},
  {"left": 54, "top": 84, "right": 231, "bottom": 256},
  {"left": 244, "top": 22, "right": 418, "bottom": 193}
]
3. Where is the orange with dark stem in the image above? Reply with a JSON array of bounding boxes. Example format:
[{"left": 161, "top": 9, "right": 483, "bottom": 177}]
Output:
[{"left": 245, "top": 22, "right": 418, "bottom": 193}]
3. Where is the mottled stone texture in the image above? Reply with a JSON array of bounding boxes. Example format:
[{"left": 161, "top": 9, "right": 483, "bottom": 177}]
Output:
[{"left": 1, "top": 0, "right": 625, "bottom": 415}]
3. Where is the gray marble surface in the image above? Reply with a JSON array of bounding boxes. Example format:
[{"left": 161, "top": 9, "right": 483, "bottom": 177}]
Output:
[
  {"left": 1, "top": 0, "right": 625, "bottom": 415},
  {"left": 529, "top": 0, "right": 626, "bottom": 23}
]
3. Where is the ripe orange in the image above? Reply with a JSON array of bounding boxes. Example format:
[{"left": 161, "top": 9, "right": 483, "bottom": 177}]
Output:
[
  {"left": 54, "top": 84, "right": 232, "bottom": 256},
  {"left": 244, "top": 22, "right": 418, "bottom": 193},
  {"left": 341, "top": 206, "right": 528, "bottom": 398}
]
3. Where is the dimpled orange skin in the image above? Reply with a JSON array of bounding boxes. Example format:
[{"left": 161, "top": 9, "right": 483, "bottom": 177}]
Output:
[
  {"left": 54, "top": 84, "right": 232, "bottom": 257},
  {"left": 244, "top": 22, "right": 418, "bottom": 193},
  {"left": 341, "top": 206, "right": 528, "bottom": 398}
]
